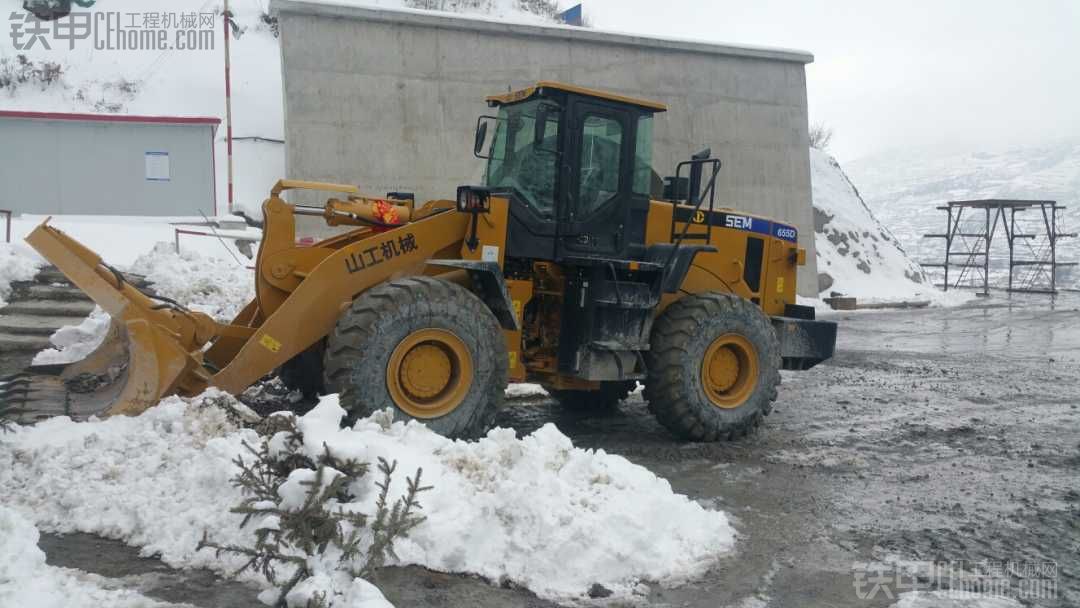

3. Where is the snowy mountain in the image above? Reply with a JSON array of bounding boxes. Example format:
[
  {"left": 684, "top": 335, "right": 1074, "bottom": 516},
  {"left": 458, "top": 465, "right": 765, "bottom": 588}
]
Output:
[
  {"left": 846, "top": 140, "right": 1080, "bottom": 289},
  {"left": 808, "top": 148, "right": 960, "bottom": 304}
]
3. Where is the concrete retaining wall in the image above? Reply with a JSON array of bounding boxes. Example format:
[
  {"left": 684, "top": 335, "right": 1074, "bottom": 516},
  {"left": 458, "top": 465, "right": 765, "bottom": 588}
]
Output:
[{"left": 273, "top": 0, "right": 818, "bottom": 294}]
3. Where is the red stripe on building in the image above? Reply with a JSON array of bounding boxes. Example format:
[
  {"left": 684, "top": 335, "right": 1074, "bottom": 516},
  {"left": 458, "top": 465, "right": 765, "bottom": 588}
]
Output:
[{"left": 0, "top": 110, "right": 220, "bottom": 128}]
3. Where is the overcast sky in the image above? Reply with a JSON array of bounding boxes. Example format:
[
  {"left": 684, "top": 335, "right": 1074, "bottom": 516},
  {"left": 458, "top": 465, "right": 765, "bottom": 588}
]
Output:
[{"left": 582, "top": 0, "right": 1080, "bottom": 162}]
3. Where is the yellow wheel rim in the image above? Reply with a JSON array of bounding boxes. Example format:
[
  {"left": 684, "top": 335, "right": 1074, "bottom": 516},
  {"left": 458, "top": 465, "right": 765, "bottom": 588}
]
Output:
[
  {"left": 387, "top": 328, "right": 473, "bottom": 419},
  {"left": 701, "top": 333, "right": 759, "bottom": 409}
]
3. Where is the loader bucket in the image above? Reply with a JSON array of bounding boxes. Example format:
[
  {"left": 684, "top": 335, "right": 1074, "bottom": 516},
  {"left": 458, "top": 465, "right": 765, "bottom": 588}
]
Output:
[{"left": 14, "top": 221, "right": 216, "bottom": 421}]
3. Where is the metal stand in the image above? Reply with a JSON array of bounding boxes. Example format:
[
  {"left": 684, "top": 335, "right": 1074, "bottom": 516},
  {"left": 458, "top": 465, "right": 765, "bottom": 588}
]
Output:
[{"left": 922, "top": 199, "right": 1076, "bottom": 294}]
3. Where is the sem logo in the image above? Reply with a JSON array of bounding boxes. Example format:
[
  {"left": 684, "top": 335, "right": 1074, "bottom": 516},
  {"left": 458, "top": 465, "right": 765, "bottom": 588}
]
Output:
[
  {"left": 725, "top": 215, "right": 753, "bottom": 230},
  {"left": 693, "top": 210, "right": 706, "bottom": 224}
]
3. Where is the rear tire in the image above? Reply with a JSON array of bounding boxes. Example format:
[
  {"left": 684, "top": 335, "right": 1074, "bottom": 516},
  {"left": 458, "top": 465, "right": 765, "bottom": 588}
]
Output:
[
  {"left": 323, "top": 276, "right": 507, "bottom": 439},
  {"left": 548, "top": 381, "right": 635, "bottom": 411},
  {"left": 644, "top": 293, "right": 780, "bottom": 441}
]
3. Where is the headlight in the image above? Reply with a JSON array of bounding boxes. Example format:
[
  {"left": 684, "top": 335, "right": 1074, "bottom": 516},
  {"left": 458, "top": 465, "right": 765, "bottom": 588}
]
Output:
[{"left": 456, "top": 186, "right": 490, "bottom": 213}]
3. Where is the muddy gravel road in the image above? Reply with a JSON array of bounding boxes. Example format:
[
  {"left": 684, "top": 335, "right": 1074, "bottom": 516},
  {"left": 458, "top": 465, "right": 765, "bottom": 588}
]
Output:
[{"left": 32, "top": 293, "right": 1080, "bottom": 607}]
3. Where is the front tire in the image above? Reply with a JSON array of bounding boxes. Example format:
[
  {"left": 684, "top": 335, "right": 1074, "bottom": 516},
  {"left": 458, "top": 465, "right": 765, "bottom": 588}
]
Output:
[
  {"left": 323, "top": 276, "right": 508, "bottom": 439},
  {"left": 644, "top": 293, "right": 780, "bottom": 441}
]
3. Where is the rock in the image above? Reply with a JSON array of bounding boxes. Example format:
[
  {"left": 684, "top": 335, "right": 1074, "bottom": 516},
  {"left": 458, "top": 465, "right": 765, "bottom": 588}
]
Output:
[
  {"left": 587, "top": 583, "right": 613, "bottom": 599},
  {"left": 817, "top": 272, "right": 834, "bottom": 293},
  {"left": 813, "top": 206, "right": 835, "bottom": 232}
]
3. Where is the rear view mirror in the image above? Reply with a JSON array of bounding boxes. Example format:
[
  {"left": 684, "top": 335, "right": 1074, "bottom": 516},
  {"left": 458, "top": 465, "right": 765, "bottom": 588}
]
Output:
[
  {"left": 473, "top": 117, "right": 494, "bottom": 159},
  {"left": 474, "top": 121, "right": 488, "bottom": 157}
]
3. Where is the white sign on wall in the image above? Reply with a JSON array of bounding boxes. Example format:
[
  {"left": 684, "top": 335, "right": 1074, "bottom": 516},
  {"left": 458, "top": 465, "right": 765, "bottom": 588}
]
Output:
[{"left": 145, "top": 151, "right": 170, "bottom": 181}]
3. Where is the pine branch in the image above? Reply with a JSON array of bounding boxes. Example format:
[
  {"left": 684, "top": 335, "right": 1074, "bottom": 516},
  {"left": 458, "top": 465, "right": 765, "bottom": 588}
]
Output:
[
  {"left": 360, "top": 458, "right": 431, "bottom": 576},
  {"left": 200, "top": 417, "right": 432, "bottom": 604}
]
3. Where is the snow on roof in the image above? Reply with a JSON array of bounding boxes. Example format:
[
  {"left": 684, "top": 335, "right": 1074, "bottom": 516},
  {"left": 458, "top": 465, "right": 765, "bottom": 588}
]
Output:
[
  {"left": 0, "top": 110, "right": 221, "bottom": 128},
  {"left": 272, "top": 0, "right": 815, "bottom": 64}
]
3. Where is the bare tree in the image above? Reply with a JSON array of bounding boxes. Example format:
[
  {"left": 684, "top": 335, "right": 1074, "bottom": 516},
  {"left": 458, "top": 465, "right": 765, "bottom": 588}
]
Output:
[{"left": 808, "top": 122, "right": 834, "bottom": 151}]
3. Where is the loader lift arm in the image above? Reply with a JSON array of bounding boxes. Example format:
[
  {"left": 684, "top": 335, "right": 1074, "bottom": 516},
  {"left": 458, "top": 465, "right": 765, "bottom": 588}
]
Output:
[{"left": 21, "top": 181, "right": 475, "bottom": 417}]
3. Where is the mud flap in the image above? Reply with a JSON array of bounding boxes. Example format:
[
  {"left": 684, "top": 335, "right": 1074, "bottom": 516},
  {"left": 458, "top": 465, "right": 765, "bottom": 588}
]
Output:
[{"left": 770, "top": 316, "right": 837, "bottom": 370}]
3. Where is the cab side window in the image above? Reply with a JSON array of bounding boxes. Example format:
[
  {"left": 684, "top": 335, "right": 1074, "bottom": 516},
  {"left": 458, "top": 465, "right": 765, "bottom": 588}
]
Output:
[{"left": 577, "top": 114, "right": 623, "bottom": 218}]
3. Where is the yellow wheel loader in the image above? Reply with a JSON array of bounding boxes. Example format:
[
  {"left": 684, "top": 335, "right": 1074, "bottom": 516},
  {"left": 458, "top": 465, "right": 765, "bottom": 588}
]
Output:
[{"left": 14, "top": 82, "right": 836, "bottom": 441}]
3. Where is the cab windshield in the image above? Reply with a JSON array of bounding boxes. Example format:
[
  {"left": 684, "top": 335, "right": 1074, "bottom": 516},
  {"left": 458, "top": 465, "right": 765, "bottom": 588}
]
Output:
[{"left": 484, "top": 99, "right": 559, "bottom": 217}]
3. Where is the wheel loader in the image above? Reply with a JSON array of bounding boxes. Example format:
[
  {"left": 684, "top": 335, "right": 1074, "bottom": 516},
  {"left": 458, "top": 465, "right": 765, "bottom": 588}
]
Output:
[{"left": 11, "top": 81, "right": 836, "bottom": 441}]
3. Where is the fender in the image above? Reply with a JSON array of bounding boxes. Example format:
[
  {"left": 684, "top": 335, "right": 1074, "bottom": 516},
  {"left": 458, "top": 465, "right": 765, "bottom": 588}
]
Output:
[{"left": 425, "top": 259, "right": 520, "bottom": 332}]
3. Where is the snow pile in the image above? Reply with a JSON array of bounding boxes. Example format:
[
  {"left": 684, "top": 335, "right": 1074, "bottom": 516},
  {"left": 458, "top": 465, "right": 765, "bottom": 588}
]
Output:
[
  {"left": 32, "top": 306, "right": 111, "bottom": 366},
  {"left": 810, "top": 148, "right": 967, "bottom": 305},
  {"left": 0, "top": 502, "right": 184, "bottom": 607},
  {"left": 0, "top": 392, "right": 736, "bottom": 603},
  {"left": 0, "top": 241, "right": 44, "bottom": 307},
  {"left": 129, "top": 242, "right": 255, "bottom": 321}
]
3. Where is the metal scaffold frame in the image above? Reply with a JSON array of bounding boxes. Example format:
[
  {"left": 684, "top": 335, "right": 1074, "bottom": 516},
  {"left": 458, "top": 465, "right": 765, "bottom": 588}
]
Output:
[{"left": 922, "top": 199, "right": 1077, "bottom": 295}]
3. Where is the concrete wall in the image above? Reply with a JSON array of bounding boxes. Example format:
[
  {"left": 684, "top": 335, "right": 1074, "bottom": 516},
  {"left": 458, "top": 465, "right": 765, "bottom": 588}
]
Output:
[
  {"left": 274, "top": 0, "right": 819, "bottom": 294},
  {"left": 0, "top": 117, "right": 216, "bottom": 216}
]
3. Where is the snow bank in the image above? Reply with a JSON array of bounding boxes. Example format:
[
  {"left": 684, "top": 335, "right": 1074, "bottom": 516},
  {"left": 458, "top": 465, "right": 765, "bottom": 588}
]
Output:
[
  {"left": 0, "top": 241, "right": 44, "bottom": 307},
  {"left": 0, "top": 392, "right": 736, "bottom": 603},
  {"left": 129, "top": 242, "right": 255, "bottom": 321},
  {"left": 0, "top": 505, "right": 184, "bottom": 608},
  {"left": 810, "top": 149, "right": 969, "bottom": 306}
]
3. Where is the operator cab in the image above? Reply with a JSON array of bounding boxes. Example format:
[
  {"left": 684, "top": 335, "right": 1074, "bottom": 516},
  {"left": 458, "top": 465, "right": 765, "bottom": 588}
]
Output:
[
  {"left": 474, "top": 81, "right": 666, "bottom": 262},
  {"left": 471, "top": 82, "right": 714, "bottom": 382}
]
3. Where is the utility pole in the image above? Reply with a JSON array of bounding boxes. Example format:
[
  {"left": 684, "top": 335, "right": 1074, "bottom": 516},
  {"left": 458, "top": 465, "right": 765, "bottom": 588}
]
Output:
[{"left": 223, "top": 0, "right": 235, "bottom": 216}]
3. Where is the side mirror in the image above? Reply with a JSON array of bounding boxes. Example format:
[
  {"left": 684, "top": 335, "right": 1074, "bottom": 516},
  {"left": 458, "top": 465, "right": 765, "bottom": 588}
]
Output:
[
  {"left": 688, "top": 147, "right": 711, "bottom": 205},
  {"left": 473, "top": 117, "right": 492, "bottom": 159},
  {"left": 474, "top": 121, "right": 488, "bottom": 157}
]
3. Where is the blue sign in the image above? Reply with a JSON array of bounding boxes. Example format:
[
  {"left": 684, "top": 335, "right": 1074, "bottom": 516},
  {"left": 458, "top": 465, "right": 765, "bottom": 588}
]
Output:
[{"left": 558, "top": 3, "right": 582, "bottom": 26}]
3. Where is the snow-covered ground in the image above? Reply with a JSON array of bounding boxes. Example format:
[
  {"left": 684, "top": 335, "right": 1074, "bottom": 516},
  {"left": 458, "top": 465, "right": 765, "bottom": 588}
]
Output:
[
  {"left": 0, "top": 505, "right": 190, "bottom": 608},
  {"left": 0, "top": 391, "right": 737, "bottom": 604},
  {"left": 809, "top": 148, "right": 970, "bottom": 306}
]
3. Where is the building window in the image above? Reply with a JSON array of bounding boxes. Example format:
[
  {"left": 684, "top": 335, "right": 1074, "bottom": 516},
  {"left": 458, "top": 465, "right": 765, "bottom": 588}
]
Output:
[{"left": 145, "top": 151, "right": 170, "bottom": 181}]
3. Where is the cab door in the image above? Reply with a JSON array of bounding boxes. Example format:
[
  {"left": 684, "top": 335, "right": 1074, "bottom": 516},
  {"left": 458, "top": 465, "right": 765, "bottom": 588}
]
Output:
[{"left": 556, "top": 101, "right": 634, "bottom": 260}]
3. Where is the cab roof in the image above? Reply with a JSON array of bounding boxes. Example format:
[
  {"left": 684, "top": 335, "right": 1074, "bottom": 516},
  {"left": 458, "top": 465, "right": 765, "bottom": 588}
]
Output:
[{"left": 486, "top": 81, "right": 667, "bottom": 113}]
